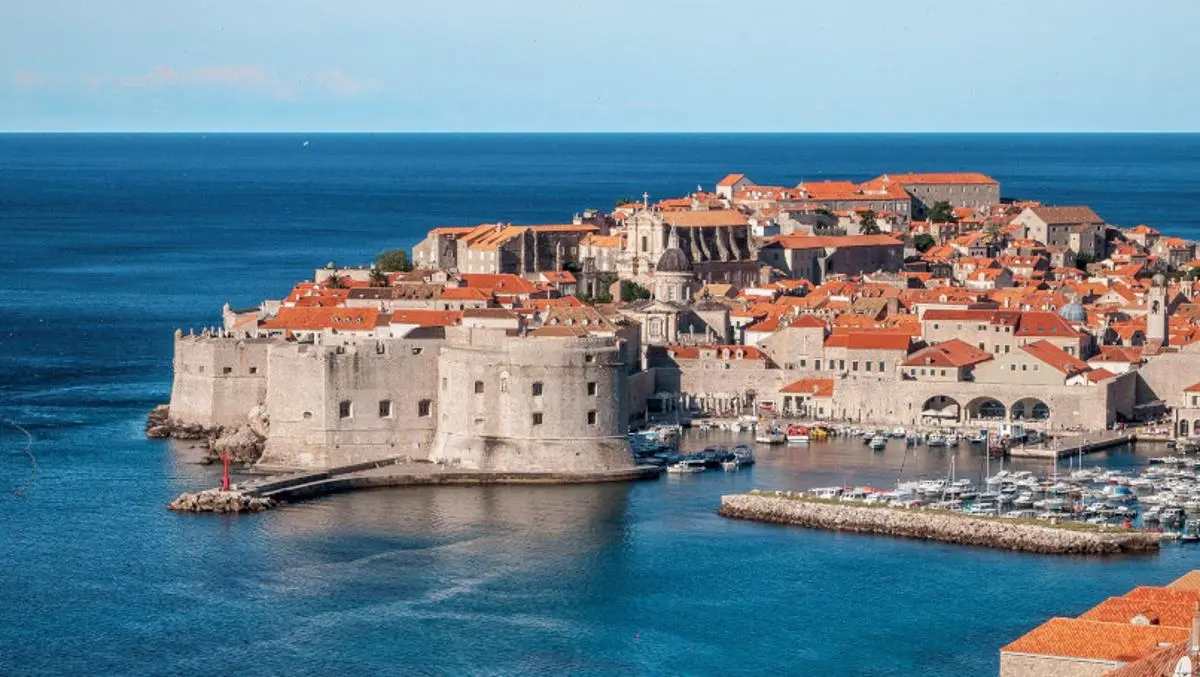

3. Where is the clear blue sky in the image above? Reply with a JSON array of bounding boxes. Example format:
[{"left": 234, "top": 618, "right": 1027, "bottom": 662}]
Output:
[{"left": 2, "top": 0, "right": 1197, "bottom": 132}]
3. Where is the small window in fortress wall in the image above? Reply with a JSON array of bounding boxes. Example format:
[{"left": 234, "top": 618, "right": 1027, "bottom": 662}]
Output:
[
  {"left": 532, "top": 412, "right": 543, "bottom": 426},
  {"left": 379, "top": 400, "right": 392, "bottom": 418},
  {"left": 222, "top": 367, "right": 232, "bottom": 374},
  {"left": 474, "top": 381, "right": 484, "bottom": 394},
  {"left": 587, "top": 382, "right": 597, "bottom": 396},
  {"left": 339, "top": 401, "right": 352, "bottom": 419},
  {"left": 302, "top": 411, "right": 312, "bottom": 420},
  {"left": 585, "top": 354, "right": 595, "bottom": 364},
  {"left": 198, "top": 365, "right": 205, "bottom": 373},
  {"left": 249, "top": 367, "right": 258, "bottom": 375},
  {"left": 587, "top": 411, "right": 596, "bottom": 425},
  {"left": 532, "top": 382, "right": 543, "bottom": 396},
  {"left": 411, "top": 346, "right": 423, "bottom": 356},
  {"left": 418, "top": 400, "right": 432, "bottom": 417}
]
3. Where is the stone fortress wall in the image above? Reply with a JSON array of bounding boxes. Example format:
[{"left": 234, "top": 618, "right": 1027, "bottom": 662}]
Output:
[
  {"left": 430, "top": 328, "right": 632, "bottom": 472},
  {"left": 168, "top": 328, "right": 636, "bottom": 472}
]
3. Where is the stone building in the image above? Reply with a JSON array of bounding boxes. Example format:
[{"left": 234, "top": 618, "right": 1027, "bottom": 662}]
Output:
[
  {"left": 412, "top": 222, "right": 598, "bottom": 275},
  {"left": 1015, "top": 206, "right": 1107, "bottom": 258},
  {"left": 618, "top": 208, "right": 757, "bottom": 286},
  {"left": 874, "top": 172, "right": 1000, "bottom": 218},
  {"left": 759, "top": 234, "right": 904, "bottom": 284}
]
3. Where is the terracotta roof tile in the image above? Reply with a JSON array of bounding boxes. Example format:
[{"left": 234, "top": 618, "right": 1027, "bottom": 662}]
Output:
[
  {"left": 1001, "top": 617, "right": 1186, "bottom": 662},
  {"left": 780, "top": 377, "right": 834, "bottom": 397}
]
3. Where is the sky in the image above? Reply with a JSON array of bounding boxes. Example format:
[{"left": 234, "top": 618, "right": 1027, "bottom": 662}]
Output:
[{"left": 2, "top": 0, "right": 1198, "bottom": 133}]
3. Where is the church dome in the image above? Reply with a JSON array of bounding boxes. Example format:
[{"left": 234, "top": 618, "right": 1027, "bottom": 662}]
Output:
[
  {"left": 655, "top": 247, "right": 692, "bottom": 274},
  {"left": 1059, "top": 302, "right": 1086, "bottom": 323}
]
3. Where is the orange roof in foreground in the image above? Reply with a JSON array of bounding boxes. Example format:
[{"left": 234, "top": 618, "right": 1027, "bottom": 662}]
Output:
[
  {"left": 259, "top": 306, "right": 379, "bottom": 331},
  {"left": 1020, "top": 340, "right": 1091, "bottom": 375},
  {"left": 1001, "top": 617, "right": 1186, "bottom": 662},
  {"left": 1079, "top": 597, "right": 1196, "bottom": 628},
  {"left": 780, "top": 377, "right": 834, "bottom": 397},
  {"left": 769, "top": 234, "right": 902, "bottom": 250},
  {"left": 1167, "top": 570, "right": 1200, "bottom": 590}
]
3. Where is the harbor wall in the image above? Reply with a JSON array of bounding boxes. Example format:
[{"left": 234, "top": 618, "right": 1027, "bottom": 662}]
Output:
[{"left": 719, "top": 493, "right": 1160, "bottom": 555}]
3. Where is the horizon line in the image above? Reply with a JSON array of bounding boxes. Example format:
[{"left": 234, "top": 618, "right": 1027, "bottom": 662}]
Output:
[{"left": 2, "top": 129, "right": 1200, "bottom": 135}]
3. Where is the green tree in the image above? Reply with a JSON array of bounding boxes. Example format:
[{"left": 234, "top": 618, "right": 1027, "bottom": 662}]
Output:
[
  {"left": 913, "top": 233, "right": 936, "bottom": 253},
  {"left": 1075, "top": 253, "right": 1097, "bottom": 271},
  {"left": 985, "top": 222, "right": 1004, "bottom": 243},
  {"left": 368, "top": 267, "right": 389, "bottom": 287},
  {"left": 859, "top": 210, "right": 881, "bottom": 235},
  {"left": 927, "top": 201, "right": 957, "bottom": 223},
  {"left": 374, "top": 249, "right": 413, "bottom": 272},
  {"left": 325, "top": 269, "right": 345, "bottom": 289},
  {"left": 620, "top": 281, "right": 653, "bottom": 302}
]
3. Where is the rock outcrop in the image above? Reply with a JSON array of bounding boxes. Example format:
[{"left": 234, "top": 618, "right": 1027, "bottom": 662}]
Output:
[
  {"left": 720, "top": 492, "right": 1161, "bottom": 555},
  {"left": 145, "top": 404, "right": 266, "bottom": 464},
  {"left": 167, "top": 489, "right": 275, "bottom": 513}
]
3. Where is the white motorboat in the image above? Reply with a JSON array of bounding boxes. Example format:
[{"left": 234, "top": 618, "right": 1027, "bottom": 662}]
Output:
[
  {"left": 890, "top": 427, "right": 907, "bottom": 438},
  {"left": 944, "top": 433, "right": 960, "bottom": 446},
  {"left": 869, "top": 435, "right": 887, "bottom": 451},
  {"left": 755, "top": 429, "right": 786, "bottom": 444},
  {"left": 926, "top": 433, "right": 947, "bottom": 447},
  {"left": 732, "top": 447, "right": 756, "bottom": 467},
  {"left": 666, "top": 460, "right": 706, "bottom": 474}
]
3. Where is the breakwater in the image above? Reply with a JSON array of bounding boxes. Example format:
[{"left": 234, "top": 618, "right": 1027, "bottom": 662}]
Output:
[{"left": 719, "top": 492, "right": 1161, "bottom": 555}]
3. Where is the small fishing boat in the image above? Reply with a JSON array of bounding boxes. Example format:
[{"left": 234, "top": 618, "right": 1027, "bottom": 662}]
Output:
[
  {"left": 968, "top": 432, "right": 987, "bottom": 445},
  {"left": 755, "top": 428, "right": 786, "bottom": 444},
  {"left": 869, "top": 435, "right": 887, "bottom": 451},
  {"left": 926, "top": 432, "right": 947, "bottom": 448},
  {"left": 890, "top": 427, "right": 907, "bottom": 438},
  {"left": 787, "top": 425, "right": 810, "bottom": 444}
]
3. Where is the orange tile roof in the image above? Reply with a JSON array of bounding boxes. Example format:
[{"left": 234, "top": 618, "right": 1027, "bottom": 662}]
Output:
[
  {"left": 460, "top": 274, "right": 538, "bottom": 295},
  {"left": 1100, "top": 641, "right": 1187, "bottom": 677},
  {"left": 667, "top": 344, "right": 766, "bottom": 360},
  {"left": 439, "top": 287, "right": 491, "bottom": 301},
  {"left": 1000, "top": 617, "right": 1186, "bottom": 662},
  {"left": 1028, "top": 205, "right": 1105, "bottom": 225},
  {"left": 823, "top": 331, "right": 911, "bottom": 351},
  {"left": 661, "top": 210, "right": 750, "bottom": 228},
  {"left": 1167, "top": 571, "right": 1200, "bottom": 590},
  {"left": 1080, "top": 598, "right": 1197, "bottom": 628},
  {"left": 780, "top": 377, "right": 834, "bottom": 397},
  {"left": 389, "top": 309, "right": 463, "bottom": 327},
  {"left": 768, "top": 234, "right": 902, "bottom": 250},
  {"left": 903, "top": 339, "right": 993, "bottom": 367},
  {"left": 717, "top": 173, "right": 747, "bottom": 187},
  {"left": 1126, "top": 588, "right": 1200, "bottom": 605},
  {"left": 1016, "top": 311, "right": 1082, "bottom": 337},
  {"left": 1020, "top": 340, "right": 1091, "bottom": 375},
  {"left": 260, "top": 306, "right": 380, "bottom": 331},
  {"left": 880, "top": 172, "right": 998, "bottom": 185}
]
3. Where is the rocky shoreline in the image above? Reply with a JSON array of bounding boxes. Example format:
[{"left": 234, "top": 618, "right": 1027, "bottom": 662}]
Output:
[
  {"left": 145, "top": 404, "right": 266, "bottom": 464},
  {"left": 166, "top": 489, "right": 275, "bottom": 513},
  {"left": 719, "top": 492, "right": 1161, "bottom": 555}
]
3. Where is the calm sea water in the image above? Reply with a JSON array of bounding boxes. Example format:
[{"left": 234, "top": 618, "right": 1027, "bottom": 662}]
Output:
[{"left": 3, "top": 134, "right": 1200, "bottom": 676}]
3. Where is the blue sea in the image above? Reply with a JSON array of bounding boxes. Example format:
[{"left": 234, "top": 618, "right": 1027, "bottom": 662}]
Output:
[{"left": 3, "top": 134, "right": 1200, "bottom": 676}]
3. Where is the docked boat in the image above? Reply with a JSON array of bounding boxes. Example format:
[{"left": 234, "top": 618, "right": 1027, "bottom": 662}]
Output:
[
  {"left": 666, "top": 459, "right": 707, "bottom": 474},
  {"left": 731, "top": 445, "right": 755, "bottom": 467},
  {"left": 968, "top": 432, "right": 987, "bottom": 445},
  {"left": 755, "top": 428, "right": 786, "bottom": 444},
  {"left": 890, "top": 427, "right": 907, "bottom": 438},
  {"left": 787, "top": 425, "right": 810, "bottom": 444},
  {"left": 869, "top": 435, "right": 887, "bottom": 451},
  {"left": 926, "top": 433, "right": 947, "bottom": 448},
  {"left": 945, "top": 432, "right": 960, "bottom": 446}
]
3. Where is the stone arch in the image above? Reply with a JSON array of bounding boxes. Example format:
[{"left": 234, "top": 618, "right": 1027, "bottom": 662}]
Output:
[
  {"left": 1010, "top": 397, "right": 1050, "bottom": 421},
  {"left": 920, "top": 395, "right": 962, "bottom": 422},
  {"left": 966, "top": 396, "right": 1006, "bottom": 421}
]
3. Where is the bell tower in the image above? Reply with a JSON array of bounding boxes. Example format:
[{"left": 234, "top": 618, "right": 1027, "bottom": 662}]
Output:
[{"left": 1147, "top": 274, "right": 1168, "bottom": 347}]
